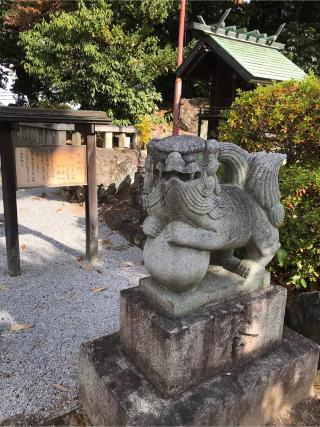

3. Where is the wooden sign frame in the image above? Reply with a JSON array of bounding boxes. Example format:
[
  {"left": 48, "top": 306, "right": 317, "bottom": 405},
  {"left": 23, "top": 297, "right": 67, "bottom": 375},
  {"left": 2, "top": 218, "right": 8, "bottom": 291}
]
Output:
[{"left": 0, "top": 112, "right": 106, "bottom": 276}]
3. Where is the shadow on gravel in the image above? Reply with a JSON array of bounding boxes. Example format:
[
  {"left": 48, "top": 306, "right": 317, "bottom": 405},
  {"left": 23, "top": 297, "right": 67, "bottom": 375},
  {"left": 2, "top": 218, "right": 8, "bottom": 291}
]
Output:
[{"left": 17, "top": 222, "right": 85, "bottom": 258}]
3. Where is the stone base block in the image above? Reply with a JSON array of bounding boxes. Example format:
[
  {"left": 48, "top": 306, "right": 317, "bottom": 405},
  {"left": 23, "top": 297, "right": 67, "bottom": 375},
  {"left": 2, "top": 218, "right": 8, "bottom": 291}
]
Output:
[
  {"left": 79, "top": 328, "right": 319, "bottom": 426},
  {"left": 120, "top": 285, "right": 286, "bottom": 397},
  {"left": 140, "top": 266, "right": 270, "bottom": 318}
]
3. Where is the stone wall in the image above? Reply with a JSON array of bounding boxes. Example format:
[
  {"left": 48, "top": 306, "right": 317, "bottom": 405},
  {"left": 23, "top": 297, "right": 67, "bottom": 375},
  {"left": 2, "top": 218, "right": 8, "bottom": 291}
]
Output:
[
  {"left": 57, "top": 148, "right": 140, "bottom": 203},
  {"left": 96, "top": 147, "right": 139, "bottom": 188}
]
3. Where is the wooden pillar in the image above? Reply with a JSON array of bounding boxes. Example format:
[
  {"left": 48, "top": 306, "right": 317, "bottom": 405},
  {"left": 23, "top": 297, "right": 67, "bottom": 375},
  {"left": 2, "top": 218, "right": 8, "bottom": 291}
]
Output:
[
  {"left": 0, "top": 122, "right": 21, "bottom": 276},
  {"left": 85, "top": 131, "right": 98, "bottom": 262}
]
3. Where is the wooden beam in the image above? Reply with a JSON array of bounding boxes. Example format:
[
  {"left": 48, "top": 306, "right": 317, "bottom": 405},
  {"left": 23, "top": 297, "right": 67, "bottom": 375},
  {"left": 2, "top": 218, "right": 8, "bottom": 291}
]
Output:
[
  {"left": 244, "top": 30, "right": 260, "bottom": 38},
  {"left": 213, "top": 8, "right": 231, "bottom": 32},
  {"left": 274, "top": 23, "right": 286, "bottom": 41},
  {"left": 264, "top": 35, "right": 276, "bottom": 42},
  {"left": 256, "top": 33, "right": 268, "bottom": 40},
  {"left": 197, "top": 15, "right": 206, "bottom": 25},
  {"left": 0, "top": 123, "right": 21, "bottom": 276},
  {"left": 223, "top": 26, "right": 237, "bottom": 36},
  {"left": 264, "top": 23, "right": 286, "bottom": 45},
  {"left": 223, "top": 25, "right": 236, "bottom": 32},
  {"left": 85, "top": 131, "right": 98, "bottom": 263},
  {"left": 180, "top": 49, "right": 209, "bottom": 79},
  {"left": 236, "top": 28, "right": 247, "bottom": 35},
  {"left": 0, "top": 106, "right": 112, "bottom": 125}
]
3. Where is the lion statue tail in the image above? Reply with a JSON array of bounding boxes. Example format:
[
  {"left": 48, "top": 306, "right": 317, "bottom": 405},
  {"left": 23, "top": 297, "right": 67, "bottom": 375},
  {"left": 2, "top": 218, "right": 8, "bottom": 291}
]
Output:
[
  {"left": 245, "top": 151, "right": 287, "bottom": 227},
  {"left": 207, "top": 140, "right": 286, "bottom": 227},
  {"left": 211, "top": 141, "right": 251, "bottom": 188}
]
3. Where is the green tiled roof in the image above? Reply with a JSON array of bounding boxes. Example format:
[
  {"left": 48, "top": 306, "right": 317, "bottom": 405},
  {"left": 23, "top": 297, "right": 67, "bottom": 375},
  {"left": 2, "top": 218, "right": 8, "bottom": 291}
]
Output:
[
  {"left": 210, "top": 35, "right": 306, "bottom": 83},
  {"left": 177, "top": 34, "right": 307, "bottom": 84}
]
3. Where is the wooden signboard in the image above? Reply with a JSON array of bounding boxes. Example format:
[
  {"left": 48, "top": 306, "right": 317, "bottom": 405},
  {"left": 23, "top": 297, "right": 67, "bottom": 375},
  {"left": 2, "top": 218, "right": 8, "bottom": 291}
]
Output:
[
  {"left": 0, "top": 107, "right": 110, "bottom": 276},
  {"left": 15, "top": 146, "right": 87, "bottom": 188}
]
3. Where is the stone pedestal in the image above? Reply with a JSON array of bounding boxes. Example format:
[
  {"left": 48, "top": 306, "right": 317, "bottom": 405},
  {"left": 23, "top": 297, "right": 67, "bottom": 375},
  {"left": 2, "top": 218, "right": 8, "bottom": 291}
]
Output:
[
  {"left": 120, "top": 285, "right": 286, "bottom": 397},
  {"left": 79, "top": 285, "right": 319, "bottom": 426},
  {"left": 79, "top": 328, "right": 318, "bottom": 426}
]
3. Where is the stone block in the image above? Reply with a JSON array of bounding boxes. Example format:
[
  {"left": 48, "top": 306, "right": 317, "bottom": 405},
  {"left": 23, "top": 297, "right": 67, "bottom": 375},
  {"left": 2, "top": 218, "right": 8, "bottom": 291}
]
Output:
[
  {"left": 96, "top": 148, "right": 138, "bottom": 187},
  {"left": 79, "top": 328, "right": 319, "bottom": 426},
  {"left": 72, "top": 131, "right": 82, "bottom": 146},
  {"left": 140, "top": 266, "right": 270, "bottom": 318},
  {"left": 120, "top": 285, "right": 286, "bottom": 397},
  {"left": 101, "top": 132, "right": 113, "bottom": 149},
  {"left": 118, "top": 133, "right": 130, "bottom": 148}
]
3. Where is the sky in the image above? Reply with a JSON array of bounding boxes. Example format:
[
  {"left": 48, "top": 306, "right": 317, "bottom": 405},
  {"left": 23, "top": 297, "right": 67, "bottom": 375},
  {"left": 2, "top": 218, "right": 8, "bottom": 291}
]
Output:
[
  {"left": 0, "top": 88, "right": 15, "bottom": 105},
  {"left": 0, "top": 69, "right": 15, "bottom": 105}
]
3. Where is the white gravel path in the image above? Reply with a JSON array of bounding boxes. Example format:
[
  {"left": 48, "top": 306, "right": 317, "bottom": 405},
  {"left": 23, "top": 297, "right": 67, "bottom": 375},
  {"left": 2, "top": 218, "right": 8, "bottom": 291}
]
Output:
[{"left": 0, "top": 187, "right": 145, "bottom": 421}]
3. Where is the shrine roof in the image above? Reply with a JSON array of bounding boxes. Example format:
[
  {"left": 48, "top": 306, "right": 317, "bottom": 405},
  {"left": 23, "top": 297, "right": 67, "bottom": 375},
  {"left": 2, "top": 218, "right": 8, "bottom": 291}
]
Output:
[
  {"left": 177, "top": 34, "right": 306, "bottom": 84},
  {"left": 177, "top": 10, "right": 306, "bottom": 84}
]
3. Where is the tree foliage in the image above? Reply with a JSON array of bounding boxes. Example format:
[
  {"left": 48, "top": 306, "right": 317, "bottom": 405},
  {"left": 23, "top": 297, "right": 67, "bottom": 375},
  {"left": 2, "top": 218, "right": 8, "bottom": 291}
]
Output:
[
  {"left": 284, "top": 22, "right": 320, "bottom": 76},
  {"left": 4, "top": 0, "right": 66, "bottom": 31},
  {"left": 0, "top": 0, "right": 72, "bottom": 103},
  {"left": 19, "top": 0, "right": 176, "bottom": 121},
  {"left": 218, "top": 76, "right": 320, "bottom": 163},
  {"left": 1, "top": 1, "right": 320, "bottom": 116}
]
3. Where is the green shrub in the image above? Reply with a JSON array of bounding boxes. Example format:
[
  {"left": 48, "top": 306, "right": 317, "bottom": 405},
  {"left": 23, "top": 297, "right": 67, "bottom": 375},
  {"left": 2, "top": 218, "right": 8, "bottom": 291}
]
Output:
[
  {"left": 218, "top": 76, "right": 320, "bottom": 289},
  {"left": 218, "top": 75, "right": 320, "bottom": 163},
  {"left": 272, "top": 163, "right": 320, "bottom": 289}
]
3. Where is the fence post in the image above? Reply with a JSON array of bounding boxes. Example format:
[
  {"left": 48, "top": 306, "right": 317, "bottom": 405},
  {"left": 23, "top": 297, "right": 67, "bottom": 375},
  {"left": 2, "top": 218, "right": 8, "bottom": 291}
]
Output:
[
  {"left": 0, "top": 122, "right": 21, "bottom": 276},
  {"left": 85, "top": 131, "right": 98, "bottom": 262}
]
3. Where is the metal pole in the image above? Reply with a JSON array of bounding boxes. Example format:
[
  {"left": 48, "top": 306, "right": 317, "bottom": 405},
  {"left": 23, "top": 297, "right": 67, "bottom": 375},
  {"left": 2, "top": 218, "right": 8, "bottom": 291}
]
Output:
[{"left": 172, "top": 0, "right": 187, "bottom": 136}]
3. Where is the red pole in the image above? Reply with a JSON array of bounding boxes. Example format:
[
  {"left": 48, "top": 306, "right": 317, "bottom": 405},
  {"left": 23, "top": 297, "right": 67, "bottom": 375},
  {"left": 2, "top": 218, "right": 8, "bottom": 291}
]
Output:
[{"left": 172, "top": 0, "right": 187, "bottom": 136}]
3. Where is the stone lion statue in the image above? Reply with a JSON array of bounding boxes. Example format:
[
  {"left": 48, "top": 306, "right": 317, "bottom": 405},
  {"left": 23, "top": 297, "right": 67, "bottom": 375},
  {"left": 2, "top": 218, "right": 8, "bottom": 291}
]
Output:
[{"left": 142, "top": 135, "right": 286, "bottom": 299}]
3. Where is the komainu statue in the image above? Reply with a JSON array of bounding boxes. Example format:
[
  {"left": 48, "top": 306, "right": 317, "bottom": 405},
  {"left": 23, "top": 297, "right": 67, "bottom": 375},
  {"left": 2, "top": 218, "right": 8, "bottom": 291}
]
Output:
[{"left": 141, "top": 135, "right": 286, "bottom": 316}]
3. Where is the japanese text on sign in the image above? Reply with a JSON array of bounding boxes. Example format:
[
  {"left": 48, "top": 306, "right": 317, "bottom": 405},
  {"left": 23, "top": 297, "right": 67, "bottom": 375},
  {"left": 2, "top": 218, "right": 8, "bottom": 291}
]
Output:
[{"left": 15, "top": 146, "right": 87, "bottom": 188}]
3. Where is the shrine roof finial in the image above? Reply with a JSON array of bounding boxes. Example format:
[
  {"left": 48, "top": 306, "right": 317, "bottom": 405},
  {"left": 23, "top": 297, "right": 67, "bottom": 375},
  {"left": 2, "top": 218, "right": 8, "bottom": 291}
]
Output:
[{"left": 189, "top": 9, "right": 286, "bottom": 50}]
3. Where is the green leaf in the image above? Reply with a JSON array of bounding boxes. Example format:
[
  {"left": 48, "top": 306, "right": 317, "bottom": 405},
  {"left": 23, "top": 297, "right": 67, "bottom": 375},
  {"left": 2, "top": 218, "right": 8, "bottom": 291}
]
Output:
[
  {"left": 276, "top": 248, "right": 288, "bottom": 267},
  {"left": 300, "top": 278, "right": 308, "bottom": 288}
]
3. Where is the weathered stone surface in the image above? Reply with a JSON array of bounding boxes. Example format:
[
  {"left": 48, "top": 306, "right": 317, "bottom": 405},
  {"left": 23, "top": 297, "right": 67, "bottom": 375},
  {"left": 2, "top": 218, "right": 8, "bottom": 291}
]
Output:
[
  {"left": 79, "top": 328, "right": 319, "bottom": 426},
  {"left": 140, "top": 266, "right": 270, "bottom": 318},
  {"left": 120, "top": 285, "right": 287, "bottom": 397},
  {"left": 142, "top": 136, "right": 285, "bottom": 303},
  {"left": 60, "top": 148, "right": 140, "bottom": 203},
  {"left": 96, "top": 147, "right": 138, "bottom": 188},
  {"left": 0, "top": 402, "right": 81, "bottom": 426},
  {"left": 179, "top": 98, "right": 209, "bottom": 134},
  {"left": 143, "top": 231, "right": 210, "bottom": 293}
]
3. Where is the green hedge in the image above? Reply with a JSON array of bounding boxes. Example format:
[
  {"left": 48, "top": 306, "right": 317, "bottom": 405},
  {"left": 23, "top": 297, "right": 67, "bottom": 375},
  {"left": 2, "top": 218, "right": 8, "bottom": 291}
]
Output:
[
  {"left": 218, "top": 76, "right": 320, "bottom": 163},
  {"left": 218, "top": 76, "right": 320, "bottom": 289},
  {"left": 273, "top": 163, "right": 320, "bottom": 289}
]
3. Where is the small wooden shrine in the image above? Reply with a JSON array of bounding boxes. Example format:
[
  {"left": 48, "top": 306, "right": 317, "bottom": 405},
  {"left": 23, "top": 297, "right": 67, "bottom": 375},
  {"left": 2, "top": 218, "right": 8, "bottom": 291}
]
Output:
[{"left": 176, "top": 9, "right": 306, "bottom": 138}]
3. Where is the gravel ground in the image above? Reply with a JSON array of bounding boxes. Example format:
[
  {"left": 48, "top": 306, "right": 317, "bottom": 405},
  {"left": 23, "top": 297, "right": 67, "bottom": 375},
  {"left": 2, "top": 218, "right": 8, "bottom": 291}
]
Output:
[{"left": 0, "top": 187, "right": 145, "bottom": 421}]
